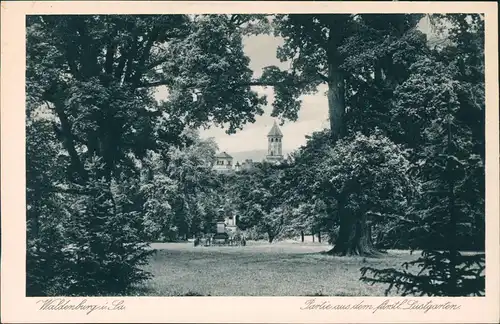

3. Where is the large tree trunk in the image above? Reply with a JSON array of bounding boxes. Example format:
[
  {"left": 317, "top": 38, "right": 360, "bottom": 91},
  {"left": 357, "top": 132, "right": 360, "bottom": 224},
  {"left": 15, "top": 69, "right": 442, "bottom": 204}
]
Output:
[
  {"left": 324, "top": 27, "right": 379, "bottom": 257},
  {"left": 327, "top": 64, "right": 346, "bottom": 141},
  {"left": 326, "top": 194, "right": 379, "bottom": 256},
  {"left": 325, "top": 20, "right": 347, "bottom": 142},
  {"left": 328, "top": 213, "right": 378, "bottom": 256}
]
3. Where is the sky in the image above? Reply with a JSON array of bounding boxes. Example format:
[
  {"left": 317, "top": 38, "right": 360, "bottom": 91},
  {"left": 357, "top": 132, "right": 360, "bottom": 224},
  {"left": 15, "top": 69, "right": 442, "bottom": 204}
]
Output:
[
  {"left": 200, "top": 35, "right": 330, "bottom": 155},
  {"left": 155, "top": 16, "right": 434, "bottom": 157}
]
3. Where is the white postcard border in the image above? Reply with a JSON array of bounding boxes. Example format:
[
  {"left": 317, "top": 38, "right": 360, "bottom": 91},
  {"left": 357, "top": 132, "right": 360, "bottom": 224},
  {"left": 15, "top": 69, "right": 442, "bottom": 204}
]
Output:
[{"left": 1, "top": 2, "right": 498, "bottom": 323}]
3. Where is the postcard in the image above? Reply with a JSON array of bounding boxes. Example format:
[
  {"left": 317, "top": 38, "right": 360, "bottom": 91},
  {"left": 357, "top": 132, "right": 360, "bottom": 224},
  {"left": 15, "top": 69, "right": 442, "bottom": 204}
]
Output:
[{"left": 1, "top": 1, "right": 498, "bottom": 323}]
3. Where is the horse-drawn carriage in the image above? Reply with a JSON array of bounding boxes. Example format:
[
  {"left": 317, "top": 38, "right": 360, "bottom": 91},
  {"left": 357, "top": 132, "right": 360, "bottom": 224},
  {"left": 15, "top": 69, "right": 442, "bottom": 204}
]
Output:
[
  {"left": 193, "top": 219, "right": 246, "bottom": 247},
  {"left": 194, "top": 232, "right": 246, "bottom": 247}
]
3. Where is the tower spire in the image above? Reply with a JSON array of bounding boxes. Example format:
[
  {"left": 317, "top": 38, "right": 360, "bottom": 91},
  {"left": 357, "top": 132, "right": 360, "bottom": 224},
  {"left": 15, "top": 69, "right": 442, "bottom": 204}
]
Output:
[
  {"left": 266, "top": 120, "right": 284, "bottom": 163},
  {"left": 268, "top": 120, "right": 283, "bottom": 137}
]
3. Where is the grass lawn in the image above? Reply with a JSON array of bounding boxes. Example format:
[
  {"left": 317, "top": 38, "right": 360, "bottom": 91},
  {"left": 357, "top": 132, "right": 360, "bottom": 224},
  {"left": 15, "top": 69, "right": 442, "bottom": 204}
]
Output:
[{"left": 134, "top": 241, "right": 421, "bottom": 296}]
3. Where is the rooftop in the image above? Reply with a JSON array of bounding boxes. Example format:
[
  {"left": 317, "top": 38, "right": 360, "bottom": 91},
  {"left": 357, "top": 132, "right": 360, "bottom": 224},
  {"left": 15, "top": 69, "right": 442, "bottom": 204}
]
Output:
[
  {"left": 268, "top": 121, "right": 283, "bottom": 137},
  {"left": 215, "top": 151, "right": 233, "bottom": 159}
]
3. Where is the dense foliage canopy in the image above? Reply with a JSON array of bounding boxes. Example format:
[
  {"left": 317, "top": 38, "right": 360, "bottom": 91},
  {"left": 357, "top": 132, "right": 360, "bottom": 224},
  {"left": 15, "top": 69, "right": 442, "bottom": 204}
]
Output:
[{"left": 26, "top": 14, "right": 268, "bottom": 295}]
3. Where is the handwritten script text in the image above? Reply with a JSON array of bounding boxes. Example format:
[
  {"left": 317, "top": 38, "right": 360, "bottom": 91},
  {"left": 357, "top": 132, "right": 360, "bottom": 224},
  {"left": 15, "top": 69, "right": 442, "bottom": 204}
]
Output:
[
  {"left": 300, "top": 298, "right": 461, "bottom": 313},
  {"left": 37, "top": 298, "right": 125, "bottom": 315}
]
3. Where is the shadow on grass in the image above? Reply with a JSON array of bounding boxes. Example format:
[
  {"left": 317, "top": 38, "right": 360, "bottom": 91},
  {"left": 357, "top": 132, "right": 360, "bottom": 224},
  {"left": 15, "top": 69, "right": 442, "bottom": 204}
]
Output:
[
  {"left": 130, "top": 286, "right": 353, "bottom": 297},
  {"left": 292, "top": 291, "right": 357, "bottom": 297},
  {"left": 180, "top": 291, "right": 212, "bottom": 296},
  {"left": 178, "top": 292, "right": 351, "bottom": 297},
  {"left": 318, "top": 249, "right": 389, "bottom": 260},
  {"left": 130, "top": 286, "right": 213, "bottom": 296}
]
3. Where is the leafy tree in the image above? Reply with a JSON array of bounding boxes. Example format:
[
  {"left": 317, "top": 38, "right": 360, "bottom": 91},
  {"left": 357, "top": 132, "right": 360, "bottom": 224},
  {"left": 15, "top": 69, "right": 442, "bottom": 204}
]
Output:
[
  {"left": 280, "top": 130, "right": 336, "bottom": 241},
  {"left": 340, "top": 15, "right": 428, "bottom": 138},
  {"left": 26, "top": 118, "right": 66, "bottom": 241},
  {"left": 253, "top": 14, "right": 424, "bottom": 255},
  {"left": 320, "top": 132, "right": 413, "bottom": 255},
  {"left": 26, "top": 14, "right": 268, "bottom": 295},
  {"left": 141, "top": 130, "right": 220, "bottom": 241},
  {"left": 27, "top": 15, "right": 267, "bottom": 180},
  {"left": 257, "top": 15, "right": 422, "bottom": 138},
  {"left": 140, "top": 151, "right": 179, "bottom": 241},
  {"left": 282, "top": 128, "right": 413, "bottom": 254},
  {"left": 27, "top": 118, "right": 155, "bottom": 295},
  {"left": 385, "top": 14, "right": 485, "bottom": 250},
  {"left": 230, "top": 163, "right": 287, "bottom": 242},
  {"left": 281, "top": 201, "right": 329, "bottom": 242}
]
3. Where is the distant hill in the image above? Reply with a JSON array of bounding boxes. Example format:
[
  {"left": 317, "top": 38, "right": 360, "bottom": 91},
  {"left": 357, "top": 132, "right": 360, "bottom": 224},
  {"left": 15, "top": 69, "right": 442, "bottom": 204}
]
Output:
[
  {"left": 228, "top": 149, "right": 292, "bottom": 163},
  {"left": 228, "top": 150, "right": 267, "bottom": 163}
]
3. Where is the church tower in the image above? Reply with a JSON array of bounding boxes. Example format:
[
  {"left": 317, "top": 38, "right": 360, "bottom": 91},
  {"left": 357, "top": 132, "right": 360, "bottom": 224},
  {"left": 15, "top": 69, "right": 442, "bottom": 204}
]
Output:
[{"left": 266, "top": 121, "right": 284, "bottom": 163}]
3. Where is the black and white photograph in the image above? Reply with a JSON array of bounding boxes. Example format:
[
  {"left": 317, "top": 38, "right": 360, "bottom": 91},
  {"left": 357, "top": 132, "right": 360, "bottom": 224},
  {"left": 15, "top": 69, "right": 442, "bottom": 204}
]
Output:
[
  {"left": 23, "top": 10, "right": 487, "bottom": 297},
  {"left": 1, "top": 1, "right": 499, "bottom": 323}
]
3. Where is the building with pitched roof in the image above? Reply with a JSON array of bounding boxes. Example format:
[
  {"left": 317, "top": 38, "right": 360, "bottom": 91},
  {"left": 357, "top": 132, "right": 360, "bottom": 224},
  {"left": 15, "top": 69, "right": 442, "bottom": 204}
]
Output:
[{"left": 213, "top": 151, "right": 234, "bottom": 173}]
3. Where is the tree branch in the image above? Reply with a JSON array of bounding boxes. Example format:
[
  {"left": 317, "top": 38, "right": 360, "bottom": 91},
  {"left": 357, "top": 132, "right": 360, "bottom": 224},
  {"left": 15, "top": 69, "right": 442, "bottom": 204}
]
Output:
[
  {"left": 114, "top": 51, "right": 128, "bottom": 81},
  {"left": 366, "top": 211, "right": 415, "bottom": 224},
  {"left": 124, "top": 29, "right": 141, "bottom": 83},
  {"left": 136, "top": 79, "right": 174, "bottom": 89},
  {"left": 132, "top": 27, "right": 160, "bottom": 87},
  {"left": 47, "top": 185, "right": 97, "bottom": 196},
  {"left": 51, "top": 99, "right": 88, "bottom": 184},
  {"left": 104, "top": 41, "right": 116, "bottom": 76},
  {"left": 145, "top": 56, "right": 170, "bottom": 71},
  {"left": 74, "top": 17, "right": 99, "bottom": 78},
  {"left": 317, "top": 72, "right": 330, "bottom": 83},
  {"left": 65, "top": 48, "right": 81, "bottom": 80}
]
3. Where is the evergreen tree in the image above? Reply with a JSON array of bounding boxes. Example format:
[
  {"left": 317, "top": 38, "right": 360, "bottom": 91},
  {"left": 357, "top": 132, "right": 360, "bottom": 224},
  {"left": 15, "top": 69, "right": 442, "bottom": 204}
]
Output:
[
  {"left": 360, "top": 15, "right": 485, "bottom": 294},
  {"left": 26, "top": 119, "right": 73, "bottom": 295}
]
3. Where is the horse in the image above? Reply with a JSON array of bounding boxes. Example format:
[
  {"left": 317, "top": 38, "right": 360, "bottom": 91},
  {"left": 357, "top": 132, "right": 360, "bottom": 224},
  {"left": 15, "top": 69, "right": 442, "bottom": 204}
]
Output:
[{"left": 229, "top": 231, "right": 246, "bottom": 246}]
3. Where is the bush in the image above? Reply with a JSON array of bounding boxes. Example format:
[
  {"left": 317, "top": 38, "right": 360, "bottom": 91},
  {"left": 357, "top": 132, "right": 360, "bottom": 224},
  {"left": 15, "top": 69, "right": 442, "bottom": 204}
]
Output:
[{"left": 27, "top": 160, "right": 155, "bottom": 296}]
